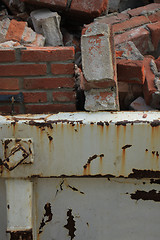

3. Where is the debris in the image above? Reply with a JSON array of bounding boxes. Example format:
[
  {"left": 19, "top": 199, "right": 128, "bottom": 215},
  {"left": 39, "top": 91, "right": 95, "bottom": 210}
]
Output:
[
  {"left": 81, "top": 22, "right": 119, "bottom": 111},
  {"left": 130, "top": 97, "right": 155, "bottom": 110},
  {"left": 0, "top": 18, "right": 45, "bottom": 46},
  {"left": 31, "top": 9, "right": 63, "bottom": 46}
]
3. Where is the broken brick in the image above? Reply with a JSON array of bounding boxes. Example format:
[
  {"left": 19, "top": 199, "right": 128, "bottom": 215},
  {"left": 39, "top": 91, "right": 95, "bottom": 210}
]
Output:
[
  {"left": 147, "top": 21, "right": 160, "bottom": 50},
  {"left": 114, "top": 27, "right": 151, "bottom": 55},
  {"left": 117, "top": 59, "right": 145, "bottom": 84}
]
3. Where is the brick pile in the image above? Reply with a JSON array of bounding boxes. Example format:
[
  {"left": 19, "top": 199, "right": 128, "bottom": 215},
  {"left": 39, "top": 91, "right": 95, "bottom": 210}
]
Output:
[
  {"left": 0, "top": 0, "right": 160, "bottom": 113},
  {"left": 82, "top": 3, "right": 160, "bottom": 110}
]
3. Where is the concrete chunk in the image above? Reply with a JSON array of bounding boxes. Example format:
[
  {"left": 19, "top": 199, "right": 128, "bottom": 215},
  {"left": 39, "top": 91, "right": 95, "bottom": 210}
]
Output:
[
  {"left": 31, "top": 9, "right": 63, "bottom": 46},
  {"left": 81, "top": 22, "right": 115, "bottom": 82},
  {"left": 84, "top": 88, "right": 119, "bottom": 111}
]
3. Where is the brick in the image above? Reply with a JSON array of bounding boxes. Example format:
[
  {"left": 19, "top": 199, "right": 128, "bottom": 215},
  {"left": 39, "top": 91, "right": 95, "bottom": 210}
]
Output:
[
  {"left": 69, "top": 0, "right": 108, "bottom": 20},
  {"left": 114, "top": 27, "right": 151, "bottom": 55},
  {"left": 116, "top": 41, "right": 144, "bottom": 60},
  {"left": 6, "top": 19, "right": 26, "bottom": 42},
  {"left": 0, "top": 78, "right": 19, "bottom": 90},
  {"left": 0, "top": 105, "right": 20, "bottom": 114},
  {"left": 117, "top": 59, "right": 145, "bottom": 84},
  {"left": 53, "top": 91, "right": 76, "bottom": 102},
  {"left": 24, "top": 77, "right": 75, "bottom": 89},
  {"left": 84, "top": 88, "right": 119, "bottom": 111},
  {"left": 127, "top": 3, "right": 160, "bottom": 17},
  {"left": 0, "top": 50, "right": 15, "bottom": 62},
  {"left": 4, "top": 19, "right": 45, "bottom": 47},
  {"left": 23, "top": 92, "right": 47, "bottom": 103},
  {"left": 21, "top": 47, "right": 75, "bottom": 62},
  {"left": 0, "top": 64, "right": 46, "bottom": 76},
  {"left": 155, "top": 57, "right": 160, "bottom": 71},
  {"left": 147, "top": 22, "right": 160, "bottom": 50},
  {"left": 51, "top": 63, "right": 74, "bottom": 75},
  {"left": 25, "top": 103, "right": 76, "bottom": 113},
  {"left": 113, "top": 16, "right": 150, "bottom": 34},
  {"left": 143, "top": 57, "right": 157, "bottom": 105},
  {"left": 22, "top": 0, "right": 108, "bottom": 22},
  {"left": 148, "top": 11, "right": 160, "bottom": 23}
]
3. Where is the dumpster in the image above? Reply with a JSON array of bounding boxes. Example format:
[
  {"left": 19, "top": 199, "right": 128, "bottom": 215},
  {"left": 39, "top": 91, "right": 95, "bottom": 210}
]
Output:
[{"left": 1, "top": 111, "right": 160, "bottom": 239}]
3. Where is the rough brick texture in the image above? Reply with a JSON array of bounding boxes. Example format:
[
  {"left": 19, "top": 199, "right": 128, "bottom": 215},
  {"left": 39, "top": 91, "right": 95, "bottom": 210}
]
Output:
[
  {"left": 21, "top": 0, "right": 108, "bottom": 22},
  {"left": 117, "top": 59, "right": 145, "bottom": 84},
  {"left": 0, "top": 46, "right": 76, "bottom": 114}
]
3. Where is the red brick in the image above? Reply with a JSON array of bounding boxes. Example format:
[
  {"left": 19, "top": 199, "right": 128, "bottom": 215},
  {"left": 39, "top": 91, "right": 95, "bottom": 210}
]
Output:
[
  {"left": 22, "top": 0, "right": 108, "bottom": 21},
  {"left": 25, "top": 104, "right": 76, "bottom": 113},
  {"left": 24, "top": 77, "right": 75, "bottom": 89},
  {"left": 148, "top": 11, "right": 160, "bottom": 23},
  {"left": 0, "top": 50, "right": 15, "bottom": 62},
  {"left": 155, "top": 57, "right": 160, "bottom": 71},
  {"left": 147, "top": 22, "right": 160, "bottom": 49},
  {"left": 114, "top": 27, "right": 150, "bottom": 54},
  {"left": 70, "top": 0, "right": 108, "bottom": 19},
  {"left": 53, "top": 91, "right": 76, "bottom": 102},
  {"left": 0, "top": 64, "right": 46, "bottom": 76},
  {"left": 94, "top": 13, "right": 129, "bottom": 25},
  {"left": 23, "top": 92, "right": 47, "bottom": 103},
  {"left": 0, "top": 105, "right": 20, "bottom": 114},
  {"left": 127, "top": 3, "right": 160, "bottom": 17},
  {"left": 51, "top": 63, "right": 74, "bottom": 75},
  {"left": 117, "top": 59, "right": 145, "bottom": 84},
  {"left": 21, "top": 47, "right": 75, "bottom": 62},
  {"left": 113, "top": 16, "right": 150, "bottom": 34},
  {"left": 143, "top": 57, "right": 156, "bottom": 105},
  {"left": 6, "top": 19, "right": 26, "bottom": 42},
  {"left": 0, "top": 78, "right": 19, "bottom": 90}
]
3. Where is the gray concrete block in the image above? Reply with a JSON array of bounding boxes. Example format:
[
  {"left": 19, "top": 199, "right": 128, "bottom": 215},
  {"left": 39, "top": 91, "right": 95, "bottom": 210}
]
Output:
[
  {"left": 31, "top": 9, "right": 63, "bottom": 46},
  {"left": 81, "top": 22, "right": 115, "bottom": 82},
  {"left": 84, "top": 88, "right": 119, "bottom": 111}
]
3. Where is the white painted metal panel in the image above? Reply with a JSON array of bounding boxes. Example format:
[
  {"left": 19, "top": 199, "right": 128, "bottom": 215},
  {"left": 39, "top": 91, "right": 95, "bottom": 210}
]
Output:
[
  {"left": 6, "top": 179, "right": 33, "bottom": 232},
  {"left": 0, "top": 112, "right": 160, "bottom": 178}
]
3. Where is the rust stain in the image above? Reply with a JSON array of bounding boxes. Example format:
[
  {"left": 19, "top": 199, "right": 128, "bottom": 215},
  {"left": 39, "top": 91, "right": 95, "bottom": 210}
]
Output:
[
  {"left": 121, "top": 149, "right": 126, "bottom": 176},
  {"left": 128, "top": 169, "right": 160, "bottom": 179},
  {"left": 10, "top": 230, "right": 33, "bottom": 240},
  {"left": 64, "top": 209, "right": 76, "bottom": 240},
  {"left": 83, "top": 154, "right": 104, "bottom": 175},
  {"left": 39, "top": 203, "right": 53, "bottom": 234},
  {"left": 130, "top": 190, "right": 160, "bottom": 202}
]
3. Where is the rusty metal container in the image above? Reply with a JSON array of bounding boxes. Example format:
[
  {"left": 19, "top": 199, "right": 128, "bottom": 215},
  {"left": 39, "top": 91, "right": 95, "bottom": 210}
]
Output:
[{"left": 1, "top": 111, "right": 160, "bottom": 240}]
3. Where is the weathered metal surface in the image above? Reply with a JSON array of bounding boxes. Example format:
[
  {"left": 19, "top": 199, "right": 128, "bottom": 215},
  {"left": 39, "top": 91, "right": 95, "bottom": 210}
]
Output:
[
  {"left": 34, "top": 178, "right": 160, "bottom": 239},
  {"left": 1, "top": 177, "right": 160, "bottom": 239},
  {"left": 2, "top": 144, "right": 29, "bottom": 171},
  {"left": 6, "top": 179, "right": 33, "bottom": 232},
  {"left": 3, "top": 138, "right": 34, "bottom": 166},
  {"left": 0, "top": 112, "right": 160, "bottom": 178}
]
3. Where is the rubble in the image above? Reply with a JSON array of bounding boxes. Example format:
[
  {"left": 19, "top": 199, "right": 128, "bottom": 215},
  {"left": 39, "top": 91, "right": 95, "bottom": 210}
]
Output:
[
  {"left": 20, "top": 0, "right": 109, "bottom": 23},
  {"left": 0, "top": 18, "right": 45, "bottom": 46},
  {"left": 0, "top": 0, "right": 160, "bottom": 113},
  {"left": 31, "top": 9, "right": 63, "bottom": 46},
  {"left": 129, "top": 97, "right": 155, "bottom": 111}
]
